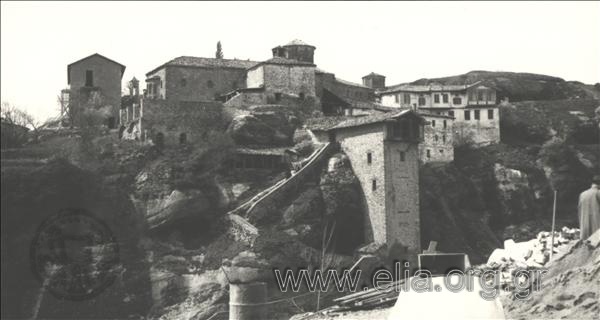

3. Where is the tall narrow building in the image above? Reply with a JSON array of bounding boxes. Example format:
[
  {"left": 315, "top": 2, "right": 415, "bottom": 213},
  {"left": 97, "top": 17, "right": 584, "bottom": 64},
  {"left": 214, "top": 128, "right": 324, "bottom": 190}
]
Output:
[{"left": 308, "top": 110, "right": 424, "bottom": 258}]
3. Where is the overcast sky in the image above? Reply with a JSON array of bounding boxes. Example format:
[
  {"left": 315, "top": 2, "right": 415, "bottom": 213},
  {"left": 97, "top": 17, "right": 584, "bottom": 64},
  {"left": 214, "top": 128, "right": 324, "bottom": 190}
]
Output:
[{"left": 2, "top": 1, "right": 599, "bottom": 122}]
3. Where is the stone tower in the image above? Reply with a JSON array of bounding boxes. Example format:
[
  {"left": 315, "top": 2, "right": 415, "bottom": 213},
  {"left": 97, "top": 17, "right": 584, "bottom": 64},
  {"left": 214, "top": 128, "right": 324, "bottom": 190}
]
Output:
[
  {"left": 309, "top": 111, "right": 424, "bottom": 259},
  {"left": 272, "top": 39, "right": 316, "bottom": 63},
  {"left": 362, "top": 72, "right": 386, "bottom": 90}
]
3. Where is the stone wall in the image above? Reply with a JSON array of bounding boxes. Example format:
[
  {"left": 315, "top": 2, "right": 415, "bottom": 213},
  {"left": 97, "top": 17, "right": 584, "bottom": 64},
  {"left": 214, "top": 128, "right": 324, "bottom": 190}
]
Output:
[
  {"left": 384, "top": 140, "right": 420, "bottom": 253},
  {"left": 263, "top": 64, "right": 316, "bottom": 98},
  {"left": 316, "top": 72, "right": 374, "bottom": 102},
  {"left": 155, "top": 66, "right": 247, "bottom": 102},
  {"left": 69, "top": 55, "right": 122, "bottom": 118},
  {"left": 141, "top": 99, "right": 227, "bottom": 145},
  {"left": 223, "top": 91, "right": 266, "bottom": 108},
  {"left": 334, "top": 120, "right": 422, "bottom": 254},
  {"left": 420, "top": 115, "right": 454, "bottom": 162},
  {"left": 335, "top": 124, "right": 387, "bottom": 244},
  {"left": 453, "top": 107, "right": 500, "bottom": 145},
  {"left": 246, "top": 66, "right": 264, "bottom": 89}
]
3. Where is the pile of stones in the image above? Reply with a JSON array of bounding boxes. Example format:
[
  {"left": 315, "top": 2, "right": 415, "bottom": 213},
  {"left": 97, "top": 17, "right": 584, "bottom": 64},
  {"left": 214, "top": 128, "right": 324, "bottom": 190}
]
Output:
[{"left": 475, "top": 227, "right": 580, "bottom": 291}]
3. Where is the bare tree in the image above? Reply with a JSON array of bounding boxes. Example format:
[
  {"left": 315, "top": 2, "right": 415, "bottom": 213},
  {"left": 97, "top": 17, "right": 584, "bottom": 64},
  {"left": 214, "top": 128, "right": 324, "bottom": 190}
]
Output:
[{"left": 1, "top": 102, "right": 39, "bottom": 147}]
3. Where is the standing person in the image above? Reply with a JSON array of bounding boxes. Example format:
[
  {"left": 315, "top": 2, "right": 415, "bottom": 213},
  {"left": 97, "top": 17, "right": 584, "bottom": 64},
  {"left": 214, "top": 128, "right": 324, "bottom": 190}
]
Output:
[{"left": 578, "top": 174, "right": 600, "bottom": 239}]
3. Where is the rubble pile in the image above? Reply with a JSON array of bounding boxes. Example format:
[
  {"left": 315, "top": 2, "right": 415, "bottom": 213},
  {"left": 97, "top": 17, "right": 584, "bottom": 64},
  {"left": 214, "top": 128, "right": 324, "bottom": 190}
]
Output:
[{"left": 477, "top": 226, "right": 580, "bottom": 291}]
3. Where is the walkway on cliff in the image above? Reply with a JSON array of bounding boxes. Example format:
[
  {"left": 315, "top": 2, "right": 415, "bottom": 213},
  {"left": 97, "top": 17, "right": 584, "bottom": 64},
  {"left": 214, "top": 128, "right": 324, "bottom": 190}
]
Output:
[{"left": 225, "top": 142, "right": 334, "bottom": 244}]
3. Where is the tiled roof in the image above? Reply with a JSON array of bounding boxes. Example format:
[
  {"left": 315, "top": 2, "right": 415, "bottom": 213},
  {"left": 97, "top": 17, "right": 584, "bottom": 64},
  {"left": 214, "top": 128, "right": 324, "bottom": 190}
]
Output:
[
  {"left": 306, "top": 109, "right": 417, "bottom": 131},
  {"left": 380, "top": 81, "right": 482, "bottom": 94},
  {"left": 417, "top": 111, "right": 455, "bottom": 119},
  {"left": 284, "top": 39, "right": 315, "bottom": 47},
  {"left": 330, "top": 109, "right": 414, "bottom": 130},
  {"left": 146, "top": 56, "right": 259, "bottom": 75},
  {"left": 305, "top": 116, "right": 350, "bottom": 131},
  {"left": 235, "top": 147, "right": 290, "bottom": 156},
  {"left": 363, "top": 72, "right": 385, "bottom": 78},
  {"left": 252, "top": 56, "right": 316, "bottom": 68},
  {"left": 335, "top": 77, "right": 370, "bottom": 89}
]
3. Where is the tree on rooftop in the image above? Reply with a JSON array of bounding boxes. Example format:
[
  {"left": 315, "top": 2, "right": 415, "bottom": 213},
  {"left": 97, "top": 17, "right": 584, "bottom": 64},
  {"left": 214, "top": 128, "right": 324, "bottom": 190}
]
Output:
[{"left": 215, "top": 41, "right": 223, "bottom": 59}]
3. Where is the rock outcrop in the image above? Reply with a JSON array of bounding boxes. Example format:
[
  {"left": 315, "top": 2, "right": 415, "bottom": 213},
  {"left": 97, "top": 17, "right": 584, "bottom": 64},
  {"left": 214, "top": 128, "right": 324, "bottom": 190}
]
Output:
[
  {"left": 227, "top": 111, "right": 297, "bottom": 146},
  {"left": 319, "top": 153, "right": 365, "bottom": 254}
]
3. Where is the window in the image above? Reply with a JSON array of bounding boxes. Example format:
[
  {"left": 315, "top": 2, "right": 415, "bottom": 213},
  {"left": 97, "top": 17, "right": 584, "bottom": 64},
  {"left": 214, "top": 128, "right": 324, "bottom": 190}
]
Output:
[
  {"left": 426, "top": 149, "right": 431, "bottom": 159},
  {"left": 442, "top": 94, "right": 449, "bottom": 103},
  {"left": 418, "top": 96, "right": 426, "bottom": 106},
  {"left": 400, "top": 151, "right": 405, "bottom": 162},
  {"left": 453, "top": 96, "right": 462, "bottom": 105},
  {"left": 180, "top": 78, "right": 187, "bottom": 87},
  {"left": 395, "top": 94, "right": 400, "bottom": 103},
  {"left": 434, "top": 135, "right": 439, "bottom": 142},
  {"left": 431, "top": 120, "right": 436, "bottom": 127},
  {"left": 487, "top": 91, "right": 492, "bottom": 102},
  {"left": 488, "top": 109, "right": 494, "bottom": 119},
  {"left": 403, "top": 93, "right": 411, "bottom": 104},
  {"left": 274, "top": 93, "right": 282, "bottom": 101},
  {"left": 469, "top": 91, "right": 475, "bottom": 101},
  {"left": 85, "top": 70, "right": 93, "bottom": 87},
  {"left": 474, "top": 109, "right": 480, "bottom": 120},
  {"left": 434, "top": 94, "right": 440, "bottom": 103},
  {"left": 207, "top": 80, "right": 214, "bottom": 88},
  {"left": 372, "top": 179, "right": 377, "bottom": 191},
  {"left": 443, "top": 120, "right": 447, "bottom": 128},
  {"left": 448, "top": 110, "right": 455, "bottom": 117},
  {"left": 477, "top": 90, "right": 483, "bottom": 101},
  {"left": 464, "top": 110, "right": 471, "bottom": 120},
  {"left": 299, "top": 92, "right": 305, "bottom": 100},
  {"left": 442, "top": 134, "right": 446, "bottom": 143},
  {"left": 367, "top": 152, "right": 372, "bottom": 164}
]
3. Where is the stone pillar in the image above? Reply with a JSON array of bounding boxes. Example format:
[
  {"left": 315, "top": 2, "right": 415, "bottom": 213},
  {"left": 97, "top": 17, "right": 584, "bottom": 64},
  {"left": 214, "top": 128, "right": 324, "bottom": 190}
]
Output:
[{"left": 229, "top": 282, "right": 267, "bottom": 320}]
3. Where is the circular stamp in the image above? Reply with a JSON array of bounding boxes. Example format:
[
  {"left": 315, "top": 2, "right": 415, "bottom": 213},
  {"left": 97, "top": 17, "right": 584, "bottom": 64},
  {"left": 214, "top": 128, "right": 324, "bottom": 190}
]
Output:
[{"left": 30, "top": 208, "right": 120, "bottom": 301}]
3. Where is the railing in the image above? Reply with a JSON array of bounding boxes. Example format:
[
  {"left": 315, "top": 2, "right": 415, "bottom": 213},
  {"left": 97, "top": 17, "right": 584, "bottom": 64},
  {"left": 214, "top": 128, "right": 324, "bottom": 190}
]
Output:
[
  {"left": 244, "top": 142, "right": 333, "bottom": 218},
  {"left": 224, "top": 142, "right": 334, "bottom": 245}
]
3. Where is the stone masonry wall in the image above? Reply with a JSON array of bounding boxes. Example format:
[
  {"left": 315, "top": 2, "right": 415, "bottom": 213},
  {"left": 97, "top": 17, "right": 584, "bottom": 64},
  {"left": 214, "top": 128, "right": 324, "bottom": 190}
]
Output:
[
  {"left": 263, "top": 64, "right": 316, "bottom": 98},
  {"left": 69, "top": 55, "right": 122, "bottom": 118},
  {"left": 420, "top": 115, "right": 454, "bottom": 162},
  {"left": 336, "top": 124, "right": 386, "bottom": 244},
  {"left": 384, "top": 140, "right": 420, "bottom": 253},
  {"left": 165, "top": 66, "right": 247, "bottom": 102},
  {"left": 223, "top": 92, "right": 266, "bottom": 108}
]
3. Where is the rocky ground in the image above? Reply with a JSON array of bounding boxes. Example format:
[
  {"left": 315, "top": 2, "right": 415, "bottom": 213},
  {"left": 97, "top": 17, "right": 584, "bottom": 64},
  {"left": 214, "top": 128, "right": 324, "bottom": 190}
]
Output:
[{"left": 501, "top": 230, "right": 600, "bottom": 320}]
